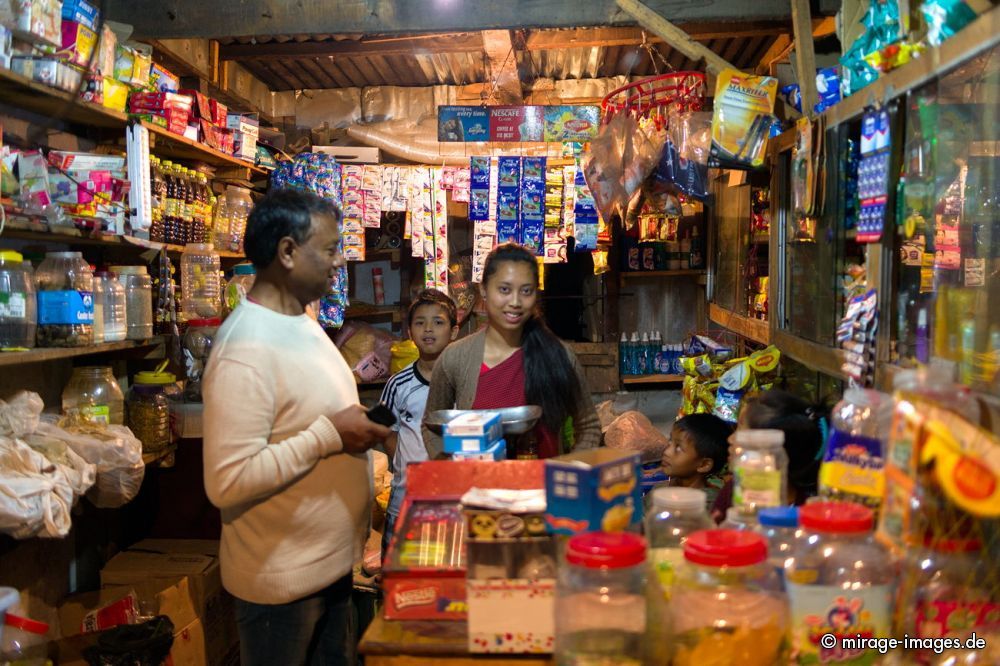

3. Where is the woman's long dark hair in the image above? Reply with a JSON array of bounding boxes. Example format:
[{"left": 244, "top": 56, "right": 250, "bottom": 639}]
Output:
[
  {"left": 482, "top": 244, "right": 585, "bottom": 437},
  {"left": 741, "top": 390, "right": 827, "bottom": 501}
]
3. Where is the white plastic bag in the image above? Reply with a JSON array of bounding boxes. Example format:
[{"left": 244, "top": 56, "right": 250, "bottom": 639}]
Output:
[
  {"left": 35, "top": 418, "right": 144, "bottom": 509},
  {"left": 604, "top": 411, "right": 670, "bottom": 463},
  {"left": 0, "top": 437, "right": 74, "bottom": 538},
  {"left": 23, "top": 432, "right": 97, "bottom": 498},
  {"left": 0, "top": 391, "right": 44, "bottom": 438}
]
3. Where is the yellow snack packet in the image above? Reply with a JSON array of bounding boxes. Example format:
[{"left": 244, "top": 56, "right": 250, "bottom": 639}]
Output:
[{"left": 710, "top": 69, "right": 778, "bottom": 169}]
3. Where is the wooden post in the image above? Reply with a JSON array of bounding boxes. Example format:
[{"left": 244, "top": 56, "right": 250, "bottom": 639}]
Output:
[
  {"left": 615, "top": 0, "right": 738, "bottom": 75},
  {"left": 791, "top": 0, "right": 819, "bottom": 116}
]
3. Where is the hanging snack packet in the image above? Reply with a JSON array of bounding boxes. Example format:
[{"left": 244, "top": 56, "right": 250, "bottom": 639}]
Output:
[
  {"left": 710, "top": 69, "right": 778, "bottom": 169},
  {"left": 714, "top": 360, "right": 752, "bottom": 424}
]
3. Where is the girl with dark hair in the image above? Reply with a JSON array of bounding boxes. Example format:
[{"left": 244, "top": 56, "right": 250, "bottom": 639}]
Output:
[
  {"left": 421, "top": 243, "right": 601, "bottom": 458},
  {"left": 711, "top": 389, "right": 828, "bottom": 522}
]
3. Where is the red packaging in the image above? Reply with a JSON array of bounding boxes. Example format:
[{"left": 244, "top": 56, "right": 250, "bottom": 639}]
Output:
[
  {"left": 199, "top": 119, "right": 234, "bottom": 153},
  {"left": 179, "top": 88, "right": 212, "bottom": 120},
  {"left": 128, "top": 91, "right": 192, "bottom": 112},
  {"left": 381, "top": 460, "right": 545, "bottom": 621},
  {"left": 209, "top": 98, "right": 228, "bottom": 126},
  {"left": 80, "top": 591, "right": 139, "bottom": 633}
]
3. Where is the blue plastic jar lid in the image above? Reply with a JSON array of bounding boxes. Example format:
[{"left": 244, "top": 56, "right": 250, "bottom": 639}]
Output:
[{"left": 757, "top": 506, "right": 799, "bottom": 528}]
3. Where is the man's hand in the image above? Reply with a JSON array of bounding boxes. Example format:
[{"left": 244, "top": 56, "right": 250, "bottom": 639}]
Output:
[{"left": 330, "top": 405, "right": 393, "bottom": 454}]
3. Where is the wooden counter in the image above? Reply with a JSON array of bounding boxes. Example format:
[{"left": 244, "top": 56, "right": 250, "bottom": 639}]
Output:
[{"left": 360, "top": 615, "right": 553, "bottom": 665}]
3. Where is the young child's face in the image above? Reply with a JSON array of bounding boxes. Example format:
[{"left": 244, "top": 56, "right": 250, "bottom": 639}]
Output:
[
  {"left": 662, "top": 428, "right": 711, "bottom": 480},
  {"left": 409, "top": 303, "right": 457, "bottom": 359}
]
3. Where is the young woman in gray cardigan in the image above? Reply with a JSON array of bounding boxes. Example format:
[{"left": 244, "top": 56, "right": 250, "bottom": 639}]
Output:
[{"left": 421, "top": 244, "right": 601, "bottom": 458}]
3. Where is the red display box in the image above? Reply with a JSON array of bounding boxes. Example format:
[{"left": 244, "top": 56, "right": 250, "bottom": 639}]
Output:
[{"left": 381, "top": 460, "right": 544, "bottom": 621}]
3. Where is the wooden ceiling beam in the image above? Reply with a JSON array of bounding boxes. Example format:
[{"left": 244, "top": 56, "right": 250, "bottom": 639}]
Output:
[
  {"left": 482, "top": 29, "right": 523, "bottom": 104},
  {"left": 615, "top": 0, "right": 737, "bottom": 75},
  {"left": 524, "top": 22, "right": 793, "bottom": 50}
]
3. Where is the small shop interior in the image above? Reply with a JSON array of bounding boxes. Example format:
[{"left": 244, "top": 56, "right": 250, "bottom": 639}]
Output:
[{"left": 0, "top": 0, "right": 998, "bottom": 663}]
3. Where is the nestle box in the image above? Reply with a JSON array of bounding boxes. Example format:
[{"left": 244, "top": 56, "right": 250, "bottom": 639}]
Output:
[
  {"left": 544, "top": 449, "right": 642, "bottom": 535},
  {"left": 226, "top": 112, "right": 259, "bottom": 140}
]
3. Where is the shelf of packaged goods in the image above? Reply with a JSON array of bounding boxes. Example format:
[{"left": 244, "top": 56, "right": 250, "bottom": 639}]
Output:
[
  {"left": 619, "top": 269, "right": 706, "bottom": 288},
  {"left": 0, "top": 336, "right": 167, "bottom": 368},
  {"left": 708, "top": 303, "right": 771, "bottom": 345},
  {"left": 344, "top": 305, "right": 402, "bottom": 324},
  {"left": 141, "top": 121, "right": 267, "bottom": 175},
  {"left": 621, "top": 374, "right": 685, "bottom": 385},
  {"left": 0, "top": 69, "right": 266, "bottom": 175},
  {"left": 0, "top": 67, "right": 128, "bottom": 128},
  {"left": 2, "top": 214, "right": 246, "bottom": 261}
]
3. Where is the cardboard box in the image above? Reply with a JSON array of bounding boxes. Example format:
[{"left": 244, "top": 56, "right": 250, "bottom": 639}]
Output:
[
  {"left": 232, "top": 131, "right": 257, "bottom": 160},
  {"left": 47, "top": 150, "right": 125, "bottom": 172},
  {"left": 453, "top": 439, "right": 506, "bottom": 460},
  {"left": 93, "top": 23, "right": 114, "bottom": 76},
  {"left": 226, "top": 112, "right": 258, "bottom": 140},
  {"left": 180, "top": 88, "right": 212, "bottom": 121},
  {"left": 443, "top": 411, "right": 502, "bottom": 453},
  {"left": 313, "top": 145, "right": 381, "bottom": 164},
  {"left": 209, "top": 99, "right": 228, "bottom": 126},
  {"left": 11, "top": 55, "right": 83, "bottom": 92},
  {"left": 149, "top": 62, "right": 179, "bottom": 93},
  {"left": 60, "top": 19, "right": 95, "bottom": 67},
  {"left": 61, "top": 0, "right": 99, "bottom": 30},
  {"left": 544, "top": 449, "right": 642, "bottom": 535},
  {"left": 101, "top": 75, "right": 127, "bottom": 112},
  {"left": 467, "top": 579, "right": 555, "bottom": 653}
]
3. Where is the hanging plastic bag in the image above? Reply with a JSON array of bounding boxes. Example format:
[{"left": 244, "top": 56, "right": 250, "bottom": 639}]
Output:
[
  {"left": 35, "top": 418, "right": 144, "bottom": 509},
  {"left": 710, "top": 69, "right": 778, "bottom": 169},
  {"left": 582, "top": 113, "right": 629, "bottom": 223},
  {"left": 23, "top": 432, "right": 97, "bottom": 498},
  {"left": 0, "top": 436, "right": 74, "bottom": 538},
  {"left": 604, "top": 411, "right": 670, "bottom": 463}
]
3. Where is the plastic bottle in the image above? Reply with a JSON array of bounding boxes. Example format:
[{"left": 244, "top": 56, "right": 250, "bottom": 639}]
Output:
[
  {"left": 162, "top": 162, "right": 179, "bottom": 245},
  {"left": 180, "top": 243, "right": 221, "bottom": 320},
  {"left": 820, "top": 387, "right": 892, "bottom": 513},
  {"left": 639, "top": 332, "right": 650, "bottom": 375},
  {"left": 720, "top": 506, "right": 757, "bottom": 531},
  {"left": 224, "top": 263, "right": 256, "bottom": 315},
  {"left": 619, "top": 332, "right": 629, "bottom": 377},
  {"left": 959, "top": 315, "right": 977, "bottom": 386},
  {"left": 755, "top": 506, "right": 801, "bottom": 587},
  {"left": 94, "top": 271, "right": 127, "bottom": 343},
  {"left": 0, "top": 250, "right": 37, "bottom": 349},
  {"left": 730, "top": 429, "right": 788, "bottom": 514},
  {"left": 629, "top": 332, "right": 640, "bottom": 376}
]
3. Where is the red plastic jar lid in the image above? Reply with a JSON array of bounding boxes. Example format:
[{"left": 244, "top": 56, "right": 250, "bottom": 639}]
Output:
[
  {"left": 187, "top": 318, "right": 222, "bottom": 328},
  {"left": 683, "top": 529, "right": 768, "bottom": 568},
  {"left": 5, "top": 613, "right": 50, "bottom": 635},
  {"left": 565, "top": 531, "right": 647, "bottom": 569},
  {"left": 799, "top": 501, "right": 874, "bottom": 534}
]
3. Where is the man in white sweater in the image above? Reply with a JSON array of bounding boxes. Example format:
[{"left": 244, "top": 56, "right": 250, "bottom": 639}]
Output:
[{"left": 203, "top": 189, "right": 391, "bottom": 666}]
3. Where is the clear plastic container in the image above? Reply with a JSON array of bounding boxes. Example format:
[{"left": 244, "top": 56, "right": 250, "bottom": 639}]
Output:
[
  {"left": 672, "top": 529, "right": 788, "bottom": 666},
  {"left": 213, "top": 186, "right": 254, "bottom": 253},
  {"left": 128, "top": 381, "right": 171, "bottom": 456},
  {"left": 555, "top": 532, "right": 647, "bottom": 666},
  {"left": 110, "top": 266, "right": 154, "bottom": 340},
  {"left": 35, "top": 251, "right": 93, "bottom": 347},
  {"left": 720, "top": 506, "right": 757, "bottom": 531},
  {"left": 786, "top": 501, "right": 894, "bottom": 665},
  {"left": 180, "top": 243, "right": 221, "bottom": 320},
  {"left": 645, "top": 487, "right": 713, "bottom": 594},
  {"left": 730, "top": 428, "right": 788, "bottom": 514},
  {"left": 820, "top": 387, "right": 893, "bottom": 512},
  {"left": 0, "top": 250, "right": 37, "bottom": 349},
  {"left": 2, "top": 612, "right": 49, "bottom": 662},
  {"left": 896, "top": 536, "right": 994, "bottom": 664},
  {"left": 62, "top": 366, "right": 125, "bottom": 426},
  {"left": 93, "top": 271, "right": 127, "bottom": 343},
  {"left": 182, "top": 317, "right": 221, "bottom": 402},
  {"left": 755, "top": 506, "right": 801, "bottom": 586},
  {"left": 224, "top": 263, "right": 256, "bottom": 316}
]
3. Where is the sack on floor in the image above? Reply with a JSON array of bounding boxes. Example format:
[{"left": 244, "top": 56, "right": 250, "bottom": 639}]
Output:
[{"left": 604, "top": 410, "right": 670, "bottom": 463}]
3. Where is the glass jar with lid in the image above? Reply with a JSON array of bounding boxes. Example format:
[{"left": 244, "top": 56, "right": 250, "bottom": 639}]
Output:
[
  {"left": 183, "top": 317, "right": 221, "bottom": 402},
  {"left": 672, "top": 529, "right": 788, "bottom": 666},
  {"left": 785, "top": 501, "right": 894, "bottom": 665},
  {"left": 128, "top": 372, "right": 172, "bottom": 457},
  {"left": 755, "top": 506, "right": 802, "bottom": 588},
  {"left": 555, "top": 531, "right": 647, "bottom": 666},
  {"left": 62, "top": 366, "right": 125, "bottom": 426},
  {"left": 35, "top": 251, "right": 93, "bottom": 347},
  {"left": 730, "top": 428, "right": 788, "bottom": 514},
  {"left": 0, "top": 250, "right": 37, "bottom": 349},
  {"left": 109, "top": 266, "right": 154, "bottom": 340}
]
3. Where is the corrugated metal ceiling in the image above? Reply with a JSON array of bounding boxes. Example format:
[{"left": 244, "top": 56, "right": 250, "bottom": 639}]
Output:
[{"left": 219, "top": 28, "right": 786, "bottom": 92}]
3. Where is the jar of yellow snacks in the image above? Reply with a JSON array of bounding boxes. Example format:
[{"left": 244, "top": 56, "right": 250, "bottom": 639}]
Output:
[{"left": 671, "top": 529, "right": 788, "bottom": 666}]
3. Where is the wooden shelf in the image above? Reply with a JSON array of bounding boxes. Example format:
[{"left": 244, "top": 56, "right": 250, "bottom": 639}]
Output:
[
  {"left": 0, "top": 336, "right": 167, "bottom": 368},
  {"left": 2, "top": 213, "right": 246, "bottom": 261},
  {"left": 344, "top": 305, "right": 402, "bottom": 323},
  {"left": 621, "top": 374, "right": 685, "bottom": 385},
  {"left": 0, "top": 68, "right": 265, "bottom": 174},
  {"left": 708, "top": 303, "right": 771, "bottom": 345},
  {"left": 0, "top": 67, "right": 127, "bottom": 128},
  {"left": 619, "top": 269, "right": 706, "bottom": 287}
]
